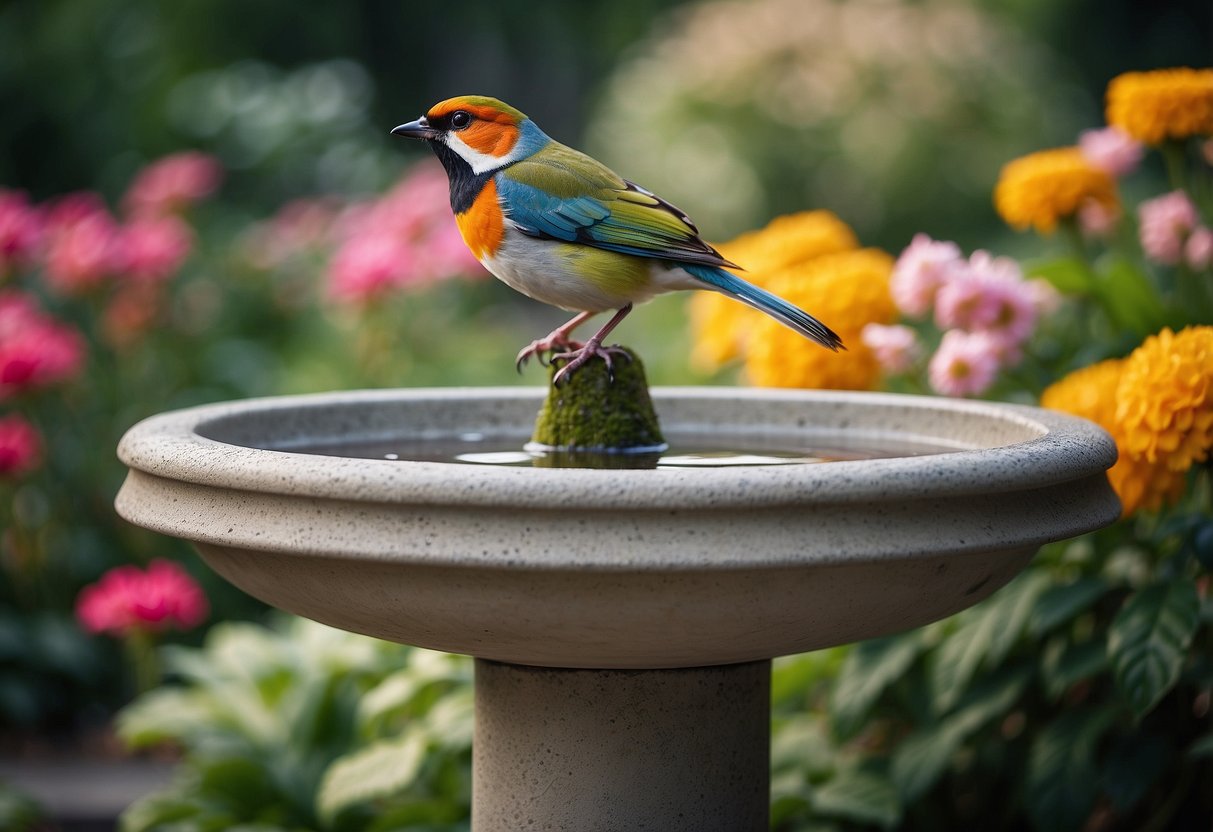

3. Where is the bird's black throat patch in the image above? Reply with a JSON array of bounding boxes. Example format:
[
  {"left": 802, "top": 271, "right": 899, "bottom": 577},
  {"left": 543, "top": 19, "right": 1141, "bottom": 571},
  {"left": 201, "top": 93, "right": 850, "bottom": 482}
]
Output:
[{"left": 430, "top": 141, "right": 494, "bottom": 215}]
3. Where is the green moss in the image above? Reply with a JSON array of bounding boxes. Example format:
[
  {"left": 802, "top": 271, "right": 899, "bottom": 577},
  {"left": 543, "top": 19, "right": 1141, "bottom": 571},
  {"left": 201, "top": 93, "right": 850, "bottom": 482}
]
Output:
[{"left": 531, "top": 346, "right": 665, "bottom": 453}]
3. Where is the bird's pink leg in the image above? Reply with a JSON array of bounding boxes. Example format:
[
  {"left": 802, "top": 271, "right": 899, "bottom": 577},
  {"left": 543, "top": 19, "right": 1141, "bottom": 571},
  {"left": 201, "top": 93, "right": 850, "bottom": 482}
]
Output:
[
  {"left": 551, "top": 304, "right": 634, "bottom": 386},
  {"left": 515, "top": 311, "right": 594, "bottom": 371}
]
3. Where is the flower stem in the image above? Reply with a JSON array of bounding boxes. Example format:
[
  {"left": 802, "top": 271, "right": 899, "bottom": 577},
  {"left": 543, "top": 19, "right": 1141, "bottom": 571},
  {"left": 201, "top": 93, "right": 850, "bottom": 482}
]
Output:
[
  {"left": 1161, "top": 141, "right": 1188, "bottom": 192},
  {"left": 124, "top": 629, "right": 162, "bottom": 695}
]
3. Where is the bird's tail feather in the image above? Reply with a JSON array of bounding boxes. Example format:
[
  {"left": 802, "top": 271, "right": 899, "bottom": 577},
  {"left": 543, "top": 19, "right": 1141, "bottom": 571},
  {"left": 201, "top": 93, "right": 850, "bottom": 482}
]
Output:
[{"left": 683, "top": 265, "right": 844, "bottom": 351}]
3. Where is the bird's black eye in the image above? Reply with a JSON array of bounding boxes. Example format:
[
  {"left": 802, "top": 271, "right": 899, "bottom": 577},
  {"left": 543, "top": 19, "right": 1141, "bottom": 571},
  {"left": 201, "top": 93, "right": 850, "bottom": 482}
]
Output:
[{"left": 450, "top": 111, "right": 472, "bottom": 130}]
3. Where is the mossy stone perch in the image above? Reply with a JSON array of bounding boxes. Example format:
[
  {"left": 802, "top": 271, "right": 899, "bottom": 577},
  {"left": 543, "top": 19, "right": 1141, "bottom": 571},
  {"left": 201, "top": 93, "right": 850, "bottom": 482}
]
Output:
[{"left": 531, "top": 346, "right": 665, "bottom": 455}]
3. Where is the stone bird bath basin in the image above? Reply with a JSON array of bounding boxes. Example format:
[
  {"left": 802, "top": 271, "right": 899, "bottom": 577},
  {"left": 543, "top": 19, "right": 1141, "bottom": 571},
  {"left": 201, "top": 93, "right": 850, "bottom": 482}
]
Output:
[{"left": 116, "top": 387, "right": 1119, "bottom": 831}]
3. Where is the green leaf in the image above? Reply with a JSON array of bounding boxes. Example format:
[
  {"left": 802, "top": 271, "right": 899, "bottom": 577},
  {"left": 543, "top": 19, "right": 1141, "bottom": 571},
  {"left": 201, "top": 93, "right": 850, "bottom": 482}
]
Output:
[
  {"left": 1101, "top": 734, "right": 1167, "bottom": 811},
  {"left": 1025, "top": 257, "right": 1092, "bottom": 293},
  {"left": 1040, "top": 638, "right": 1108, "bottom": 701},
  {"left": 830, "top": 635, "right": 923, "bottom": 739},
  {"left": 1024, "top": 708, "right": 1115, "bottom": 832},
  {"left": 316, "top": 728, "right": 427, "bottom": 822},
  {"left": 1108, "top": 580, "right": 1200, "bottom": 716},
  {"left": 811, "top": 767, "right": 901, "bottom": 830},
  {"left": 1098, "top": 256, "right": 1166, "bottom": 336},
  {"left": 117, "top": 687, "right": 219, "bottom": 748},
  {"left": 1030, "top": 577, "right": 1108, "bottom": 636}
]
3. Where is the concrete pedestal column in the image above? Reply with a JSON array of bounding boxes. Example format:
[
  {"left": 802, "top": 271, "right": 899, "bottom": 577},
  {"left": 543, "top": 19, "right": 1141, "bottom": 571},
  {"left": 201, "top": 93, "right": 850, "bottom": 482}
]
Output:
[{"left": 472, "top": 658, "right": 771, "bottom": 832}]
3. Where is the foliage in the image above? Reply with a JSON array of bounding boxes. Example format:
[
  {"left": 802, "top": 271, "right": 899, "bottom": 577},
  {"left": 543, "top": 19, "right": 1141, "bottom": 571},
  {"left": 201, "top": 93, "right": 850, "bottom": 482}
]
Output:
[{"left": 117, "top": 617, "right": 472, "bottom": 832}]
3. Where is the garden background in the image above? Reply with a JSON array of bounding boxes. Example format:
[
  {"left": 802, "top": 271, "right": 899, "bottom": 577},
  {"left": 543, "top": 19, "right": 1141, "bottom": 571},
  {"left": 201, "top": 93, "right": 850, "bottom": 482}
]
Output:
[{"left": 1, "top": 0, "right": 1212, "bottom": 830}]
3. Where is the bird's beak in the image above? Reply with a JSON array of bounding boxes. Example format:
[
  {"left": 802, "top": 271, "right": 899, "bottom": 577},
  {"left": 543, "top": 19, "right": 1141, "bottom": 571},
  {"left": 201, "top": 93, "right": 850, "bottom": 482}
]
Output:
[{"left": 391, "top": 116, "right": 442, "bottom": 141}]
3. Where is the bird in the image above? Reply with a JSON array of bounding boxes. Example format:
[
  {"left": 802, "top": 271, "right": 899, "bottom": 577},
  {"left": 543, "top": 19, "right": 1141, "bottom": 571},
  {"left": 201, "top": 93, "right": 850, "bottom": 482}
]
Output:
[{"left": 391, "top": 95, "right": 842, "bottom": 384}]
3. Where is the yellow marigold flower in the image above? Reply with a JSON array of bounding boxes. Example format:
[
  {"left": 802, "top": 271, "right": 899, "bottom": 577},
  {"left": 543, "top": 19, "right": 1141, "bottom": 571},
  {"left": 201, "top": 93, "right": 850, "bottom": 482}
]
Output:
[
  {"left": 1107, "top": 67, "right": 1213, "bottom": 145},
  {"left": 1041, "top": 354, "right": 1189, "bottom": 517},
  {"left": 1115, "top": 326, "right": 1213, "bottom": 472},
  {"left": 994, "top": 147, "right": 1119, "bottom": 235},
  {"left": 691, "top": 211, "right": 857, "bottom": 372},
  {"left": 745, "top": 248, "right": 895, "bottom": 390}
]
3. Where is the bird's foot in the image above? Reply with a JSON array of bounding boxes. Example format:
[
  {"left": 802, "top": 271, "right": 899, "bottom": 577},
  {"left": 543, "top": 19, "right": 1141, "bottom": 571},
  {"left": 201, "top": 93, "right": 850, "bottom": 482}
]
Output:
[
  {"left": 515, "top": 333, "right": 585, "bottom": 372},
  {"left": 551, "top": 340, "right": 632, "bottom": 386}
]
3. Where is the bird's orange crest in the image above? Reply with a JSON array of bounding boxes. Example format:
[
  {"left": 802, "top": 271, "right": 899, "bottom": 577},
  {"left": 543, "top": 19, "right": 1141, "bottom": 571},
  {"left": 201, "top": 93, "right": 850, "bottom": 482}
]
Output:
[
  {"left": 455, "top": 178, "right": 505, "bottom": 259},
  {"left": 428, "top": 95, "right": 526, "bottom": 158}
]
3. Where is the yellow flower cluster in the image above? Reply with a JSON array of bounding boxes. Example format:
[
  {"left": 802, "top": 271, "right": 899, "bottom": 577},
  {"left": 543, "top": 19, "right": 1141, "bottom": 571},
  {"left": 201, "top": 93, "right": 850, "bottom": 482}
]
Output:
[
  {"left": 1106, "top": 67, "right": 1213, "bottom": 145},
  {"left": 1041, "top": 326, "right": 1213, "bottom": 517},
  {"left": 690, "top": 211, "right": 858, "bottom": 371},
  {"left": 993, "top": 147, "right": 1119, "bottom": 235},
  {"left": 746, "top": 249, "right": 896, "bottom": 390}
]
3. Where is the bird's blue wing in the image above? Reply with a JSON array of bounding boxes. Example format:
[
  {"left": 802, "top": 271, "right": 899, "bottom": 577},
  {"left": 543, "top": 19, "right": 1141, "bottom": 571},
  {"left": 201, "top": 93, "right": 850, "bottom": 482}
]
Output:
[{"left": 497, "top": 141, "right": 737, "bottom": 269}]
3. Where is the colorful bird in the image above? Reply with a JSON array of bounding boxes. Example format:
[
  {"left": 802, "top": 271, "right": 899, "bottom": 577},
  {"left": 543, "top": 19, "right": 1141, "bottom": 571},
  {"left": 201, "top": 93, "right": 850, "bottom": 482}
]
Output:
[{"left": 392, "top": 95, "right": 842, "bottom": 384}]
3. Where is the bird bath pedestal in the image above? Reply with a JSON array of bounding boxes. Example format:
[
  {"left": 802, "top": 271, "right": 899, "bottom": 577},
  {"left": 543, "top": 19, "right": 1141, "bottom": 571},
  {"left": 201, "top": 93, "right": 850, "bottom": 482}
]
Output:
[{"left": 116, "top": 388, "right": 1118, "bottom": 831}]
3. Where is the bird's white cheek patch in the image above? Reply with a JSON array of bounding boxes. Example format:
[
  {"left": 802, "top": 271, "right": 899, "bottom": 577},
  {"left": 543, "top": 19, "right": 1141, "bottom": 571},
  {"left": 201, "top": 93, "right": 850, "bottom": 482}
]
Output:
[{"left": 444, "top": 134, "right": 524, "bottom": 175}]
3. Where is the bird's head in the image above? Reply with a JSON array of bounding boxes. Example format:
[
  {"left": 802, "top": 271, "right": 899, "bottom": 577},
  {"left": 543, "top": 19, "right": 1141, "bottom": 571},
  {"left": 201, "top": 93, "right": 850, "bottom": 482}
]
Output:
[{"left": 392, "top": 95, "right": 546, "bottom": 175}]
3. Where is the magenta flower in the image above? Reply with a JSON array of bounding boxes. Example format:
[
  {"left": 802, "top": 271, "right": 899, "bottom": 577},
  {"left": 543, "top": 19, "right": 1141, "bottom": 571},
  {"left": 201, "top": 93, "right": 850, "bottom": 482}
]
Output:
[
  {"left": 927, "top": 330, "right": 1001, "bottom": 397},
  {"left": 861, "top": 323, "right": 920, "bottom": 374},
  {"left": 0, "top": 190, "right": 43, "bottom": 272},
  {"left": 890, "top": 234, "right": 963, "bottom": 318},
  {"left": 118, "top": 214, "right": 193, "bottom": 283},
  {"left": 1185, "top": 227, "right": 1213, "bottom": 270},
  {"left": 935, "top": 251, "right": 1037, "bottom": 344},
  {"left": 327, "top": 234, "right": 413, "bottom": 302},
  {"left": 75, "top": 559, "right": 208, "bottom": 637},
  {"left": 0, "top": 413, "right": 40, "bottom": 478},
  {"left": 43, "top": 198, "right": 122, "bottom": 295},
  {"left": 1139, "top": 190, "right": 1199, "bottom": 265},
  {"left": 123, "top": 152, "right": 223, "bottom": 217},
  {"left": 1078, "top": 127, "right": 1144, "bottom": 178},
  {"left": 0, "top": 291, "right": 86, "bottom": 398}
]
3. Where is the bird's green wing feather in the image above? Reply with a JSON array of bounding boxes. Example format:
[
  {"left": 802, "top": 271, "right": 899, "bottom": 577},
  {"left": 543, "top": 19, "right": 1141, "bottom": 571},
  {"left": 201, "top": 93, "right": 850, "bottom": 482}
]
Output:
[{"left": 497, "top": 142, "right": 735, "bottom": 268}]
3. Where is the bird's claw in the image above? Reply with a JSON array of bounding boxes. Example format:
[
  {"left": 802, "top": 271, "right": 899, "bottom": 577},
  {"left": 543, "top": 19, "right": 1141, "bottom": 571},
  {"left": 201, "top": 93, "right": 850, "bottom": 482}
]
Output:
[
  {"left": 516, "top": 335, "right": 585, "bottom": 373},
  {"left": 551, "top": 343, "right": 632, "bottom": 386}
]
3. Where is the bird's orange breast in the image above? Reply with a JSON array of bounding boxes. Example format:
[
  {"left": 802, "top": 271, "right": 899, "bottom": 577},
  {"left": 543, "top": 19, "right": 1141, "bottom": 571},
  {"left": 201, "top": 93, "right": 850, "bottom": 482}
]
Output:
[{"left": 455, "top": 178, "right": 504, "bottom": 260}]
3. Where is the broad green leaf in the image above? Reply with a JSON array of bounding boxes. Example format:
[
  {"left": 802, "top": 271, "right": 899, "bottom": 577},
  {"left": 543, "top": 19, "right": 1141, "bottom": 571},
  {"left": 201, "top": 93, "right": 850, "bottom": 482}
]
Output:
[
  {"left": 1030, "top": 577, "right": 1108, "bottom": 636},
  {"left": 1101, "top": 734, "right": 1166, "bottom": 811},
  {"left": 1098, "top": 256, "right": 1166, "bottom": 335},
  {"left": 316, "top": 728, "right": 427, "bottom": 822},
  {"left": 1025, "top": 257, "right": 1092, "bottom": 293},
  {"left": 1108, "top": 580, "right": 1200, "bottom": 716},
  {"left": 1025, "top": 708, "right": 1115, "bottom": 832},
  {"left": 1040, "top": 638, "right": 1108, "bottom": 701},
  {"left": 949, "top": 663, "right": 1033, "bottom": 734},
  {"left": 197, "top": 757, "right": 278, "bottom": 817},
  {"left": 771, "top": 714, "right": 835, "bottom": 778},
  {"left": 984, "top": 570, "right": 1051, "bottom": 668},
  {"left": 811, "top": 768, "right": 901, "bottom": 830},
  {"left": 830, "top": 634, "right": 923, "bottom": 739},
  {"left": 119, "top": 788, "right": 206, "bottom": 832},
  {"left": 117, "top": 687, "right": 219, "bottom": 748}
]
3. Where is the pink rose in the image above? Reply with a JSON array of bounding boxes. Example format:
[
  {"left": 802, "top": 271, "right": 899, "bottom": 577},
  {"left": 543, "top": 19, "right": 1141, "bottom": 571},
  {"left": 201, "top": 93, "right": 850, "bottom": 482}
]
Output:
[
  {"left": 1078, "top": 127, "right": 1144, "bottom": 178},
  {"left": 0, "top": 413, "right": 40, "bottom": 477},
  {"left": 1139, "top": 190, "right": 1199, "bottom": 266},
  {"left": 43, "top": 197, "right": 123, "bottom": 294},
  {"left": 0, "top": 291, "right": 86, "bottom": 397},
  {"left": 860, "top": 323, "right": 920, "bottom": 374},
  {"left": 75, "top": 559, "right": 209, "bottom": 636},
  {"left": 927, "top": 330, "right": 1001, "bottom": 398},
  {"left": 327, "top": 233, "right": 412, "bottom": 302},
  {"left": 118, "top": 215, "right": 193, "bottom": 283},
  {"left": 890, "top": 234, "right": 963, "bottom": 318},
  {"left": 123, "top": 152, "right": 223, "bottom": 217},
  {"left": 0, "top": 190, "right": 42, "bottom": 272}
]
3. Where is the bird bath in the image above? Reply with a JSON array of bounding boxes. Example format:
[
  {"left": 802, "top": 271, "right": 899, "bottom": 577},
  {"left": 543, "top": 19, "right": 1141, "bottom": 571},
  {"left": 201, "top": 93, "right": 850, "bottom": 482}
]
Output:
[{"left": 115, "top": 387, "right": 1119, "bottom": 831}]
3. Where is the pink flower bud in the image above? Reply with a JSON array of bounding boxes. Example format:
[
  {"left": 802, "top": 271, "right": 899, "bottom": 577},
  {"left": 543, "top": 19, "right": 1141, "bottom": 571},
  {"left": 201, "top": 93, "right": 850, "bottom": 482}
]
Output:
[
  {"left": 1077, "top": 199, "right": 1120, "bottom": 239},
  {"left": 1139, "top": 190, "right": 1199, "bottom": 266},
  {"left": 0, "top": 414, "right": 40, "bottom": 477},
  {"left": 75, "top": 559, "right": 209, "bottom": 636},
  {"left": 1078, "top": 127, "right": 1144, "bottom": 178}
]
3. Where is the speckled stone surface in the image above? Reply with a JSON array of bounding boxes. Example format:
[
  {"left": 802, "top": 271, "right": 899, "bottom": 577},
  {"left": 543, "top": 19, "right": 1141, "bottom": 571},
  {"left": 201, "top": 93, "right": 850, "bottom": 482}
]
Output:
[
  {"left": 116, "top": 387, "right": 1120, "bottom": 668},
  {"left": 473, "top": 659, "right": 770, "bottom": 831}
]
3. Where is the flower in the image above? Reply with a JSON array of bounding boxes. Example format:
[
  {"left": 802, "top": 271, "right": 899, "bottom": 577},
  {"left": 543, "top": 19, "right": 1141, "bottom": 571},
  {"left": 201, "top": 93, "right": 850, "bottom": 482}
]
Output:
[
  {"left": 1106, "top": 67, "right": 1213, "bottom": 145},
  {"left": 994, "top": 147, "right": 1119, "bottom": 235},
  {"left": 1138, "top": 190, "right": 1199, "bottom": 265},
  {"left": 1114, "top": 327, "right": 1213, "bottom": 473},
  {"left": 0, "top": 292, "right": 85, "bottom": 398},
  {"left": 75, "top": 559, "right": 209, "bottom": 636},
  {"left": 691, "top": 210, "right": 858, "bottom": 371},
  {"left": 42, "top": 196, "right": 122, "bottom": 294},
  {"left": 123, "top": 152, "right": 223, "bottom": 217},
  {"left": 745, "top": 248, "right": 895, "bottom": 390},
  {"left": 934, "top": 251, "right": 1038, "bottom": 345},
  {"left": 0, "top": 190, "right": 42, "bottom": 272},
  {"left": 0, "top": 414, "right": 40, "bottom": 477},
  {"left": 889, "top": 234, "right": 963, "bottom": 318},
  {"left": 1042, "top": 358, "right": 1185, "bottom": 516},
  {"left": 861, "top": 323, "right": 919, "bottom": 374},
  {"left": 1078, "top": 127, "right": 1144, "bottom": 177},
  {"left": 1077, "top": 198, "right": 1120, "bottom": 239},
  {"left": 1186, "top": 227, "right": 1213, "bottom": 270},
  {"left": 118, "top": 215, "right": 193, "bottom": 283},
  {"left": 327, "top": 234, "right": 413, "bottom": 302},
  {"left": 927, "top": 330, "right": 1001, "bottom": 397}
]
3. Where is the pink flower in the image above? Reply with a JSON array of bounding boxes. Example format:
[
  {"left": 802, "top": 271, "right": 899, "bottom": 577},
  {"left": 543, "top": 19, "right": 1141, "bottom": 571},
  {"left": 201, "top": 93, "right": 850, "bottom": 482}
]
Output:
[
  {"left": 245, "top": 197, "right": 340, "bottom": 269},
  {"left": 0, "top": 291, "right": 86, "bottom": 398},
  {"left": 123, "top": 152, "right": 223, "bottom": 217},
  {"left": 1078, "top": 198, "right": 1120, "bottom": 239},
  {"left": 861, "top": 323, "right": 920, "bottom": 374},
  {"left": 1185, "top": 227, "right": 1213, "bottom": 270},
  {"left": 890, "top": 234, "right": 963, "bottom": 317},
  {"left": 934, "top": 251, "right": 1037, "bottom": 345},
  {"left": 0, "top": 414, "right": 40, "bottom": 477},
  {"left": 927, "top": 330, "right": 1001, "bottom": 397},
  {"left": 1024, "top": 278, "right": 1063, "bottom": 316},
  {"left": 1139, "top": 190, "right": 1199, "bottom": 265},
  {"left": 75, "top": 559, "right": 208, "bottom": 636},
  {"left": 42, "top": 197, "right": 123, "bottom": 294},
  {"left": 0, "top": 190, "right": 42, "bottom": 272},
  {"left": 117, "top": 215, "right": 193, "bottom": 283},
  {"left": 327, "top": 233, "right": 412, "bottom": 302},
  {"left": 1078, "top": 127, "right": 1144, "bottom": 177}
]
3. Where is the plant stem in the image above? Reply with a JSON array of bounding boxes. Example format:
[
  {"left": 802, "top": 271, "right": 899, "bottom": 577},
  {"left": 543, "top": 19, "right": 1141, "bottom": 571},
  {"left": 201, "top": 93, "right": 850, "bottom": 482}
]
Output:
[{"left": 1161, "top": 141, "right": 1188, "bottom": 192}]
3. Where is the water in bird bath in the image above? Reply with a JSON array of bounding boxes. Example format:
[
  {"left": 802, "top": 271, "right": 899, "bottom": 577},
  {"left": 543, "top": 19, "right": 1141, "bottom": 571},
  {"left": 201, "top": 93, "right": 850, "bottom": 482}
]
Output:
[{"left": 289, "top": 431, "right": 958, "bottom": 470}]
